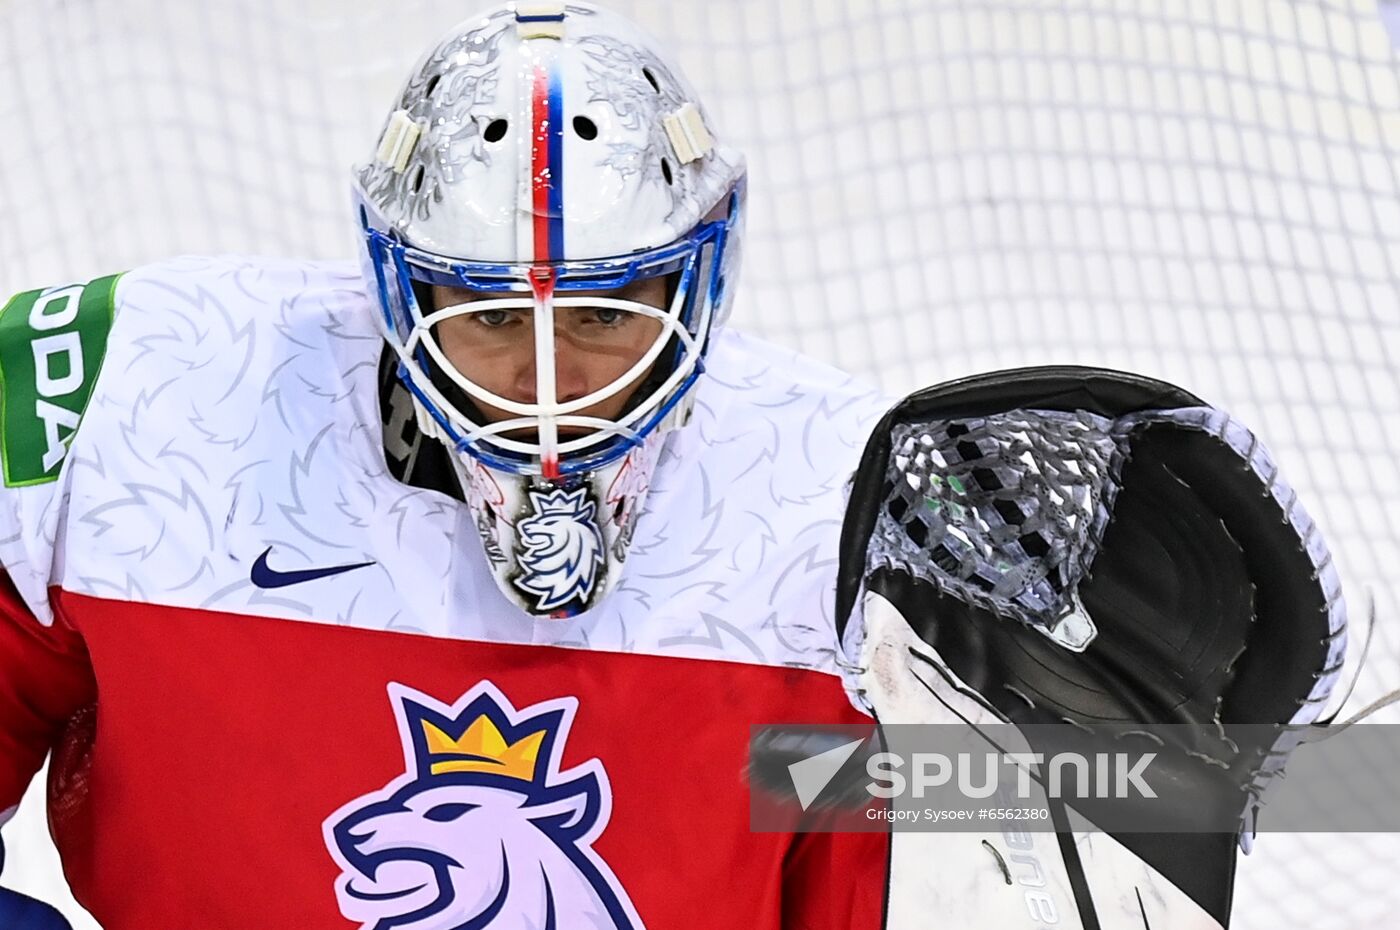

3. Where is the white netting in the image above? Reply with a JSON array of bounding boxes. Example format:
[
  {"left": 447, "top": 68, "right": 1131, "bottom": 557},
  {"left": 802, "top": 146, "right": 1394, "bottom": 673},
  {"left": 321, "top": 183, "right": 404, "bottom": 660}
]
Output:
[{"left": 1, "top": 1, "right": 1398, "bottom": 927}]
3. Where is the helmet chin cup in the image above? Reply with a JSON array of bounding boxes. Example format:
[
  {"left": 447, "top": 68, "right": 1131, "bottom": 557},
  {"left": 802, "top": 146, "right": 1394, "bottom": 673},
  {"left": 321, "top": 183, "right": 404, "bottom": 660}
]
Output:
[{"left": 448, "top": 420, "right": 670, "bottom": 618}]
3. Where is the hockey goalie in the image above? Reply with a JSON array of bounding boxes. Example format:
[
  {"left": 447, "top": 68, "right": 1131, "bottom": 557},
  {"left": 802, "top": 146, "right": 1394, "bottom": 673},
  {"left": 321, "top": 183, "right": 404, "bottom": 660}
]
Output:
[{"left": 0, "top": 3, "right": 1344, "bottom": 928}]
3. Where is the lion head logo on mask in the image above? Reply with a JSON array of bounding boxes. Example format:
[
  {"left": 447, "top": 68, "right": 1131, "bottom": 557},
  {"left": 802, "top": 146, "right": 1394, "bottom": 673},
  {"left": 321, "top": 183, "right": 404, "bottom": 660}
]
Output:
[{"left": 513, "top": 487, "right": 606, "bottom": 613}]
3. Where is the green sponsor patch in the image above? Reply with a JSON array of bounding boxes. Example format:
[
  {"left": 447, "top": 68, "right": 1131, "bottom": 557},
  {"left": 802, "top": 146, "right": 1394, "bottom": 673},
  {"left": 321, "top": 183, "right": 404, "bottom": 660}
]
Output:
[{"left": 0, "top": 274, "right": 120, "bottom": 486}]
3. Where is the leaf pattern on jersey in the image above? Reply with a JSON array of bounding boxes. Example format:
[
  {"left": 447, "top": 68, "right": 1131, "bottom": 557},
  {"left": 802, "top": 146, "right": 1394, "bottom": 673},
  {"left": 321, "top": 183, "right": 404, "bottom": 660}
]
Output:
[{"left": 45, "top": 256, "right": 888, "bottom": 697}]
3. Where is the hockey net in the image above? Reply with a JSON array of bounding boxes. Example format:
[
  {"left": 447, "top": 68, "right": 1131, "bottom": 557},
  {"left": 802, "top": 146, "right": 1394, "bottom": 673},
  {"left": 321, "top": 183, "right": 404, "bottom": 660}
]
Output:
[{"left": 2, "top": 1, "right": 1398, "bottom": 927}]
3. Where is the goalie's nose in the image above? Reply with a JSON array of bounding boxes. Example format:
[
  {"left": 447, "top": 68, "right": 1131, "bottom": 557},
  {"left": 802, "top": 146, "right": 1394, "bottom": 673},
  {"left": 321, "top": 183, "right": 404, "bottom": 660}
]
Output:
[{"left": 511, "top": 343, "right": 591, "bottom": 407}]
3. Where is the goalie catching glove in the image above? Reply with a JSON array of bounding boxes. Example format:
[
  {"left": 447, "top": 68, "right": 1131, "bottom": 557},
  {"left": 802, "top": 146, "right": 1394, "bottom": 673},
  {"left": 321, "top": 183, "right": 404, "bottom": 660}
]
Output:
[{"left": 835, "top": 366, "right": 1346, "bottom": 929}]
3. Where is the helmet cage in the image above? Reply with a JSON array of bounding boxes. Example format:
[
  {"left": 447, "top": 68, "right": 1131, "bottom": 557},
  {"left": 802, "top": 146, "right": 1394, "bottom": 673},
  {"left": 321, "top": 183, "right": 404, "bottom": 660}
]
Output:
[{"left": 362, "top": 188, "right": 739, "bottom": 479}]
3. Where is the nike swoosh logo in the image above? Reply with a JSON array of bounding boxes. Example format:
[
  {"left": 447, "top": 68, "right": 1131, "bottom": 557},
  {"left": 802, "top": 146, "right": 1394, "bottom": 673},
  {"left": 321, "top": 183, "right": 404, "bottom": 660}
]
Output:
[{"left": 250, "top": 547, "right": 376, "bottom": 589}]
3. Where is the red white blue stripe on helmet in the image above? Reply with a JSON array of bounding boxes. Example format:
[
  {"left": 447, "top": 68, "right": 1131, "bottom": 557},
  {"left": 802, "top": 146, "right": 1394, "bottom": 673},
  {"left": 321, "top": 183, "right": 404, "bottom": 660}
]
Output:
[{"left": 530, "top": 64, "right": 566, "bottom": 262}]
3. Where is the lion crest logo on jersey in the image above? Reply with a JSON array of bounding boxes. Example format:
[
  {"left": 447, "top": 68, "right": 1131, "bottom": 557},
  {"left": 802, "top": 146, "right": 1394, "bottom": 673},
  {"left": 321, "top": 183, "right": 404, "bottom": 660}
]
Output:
[
  {"left": 324, "top": 681, "right": 645, "bottom": 930},
  {"left": 514, "top": 486, "right": 606, "bottom": 612}
]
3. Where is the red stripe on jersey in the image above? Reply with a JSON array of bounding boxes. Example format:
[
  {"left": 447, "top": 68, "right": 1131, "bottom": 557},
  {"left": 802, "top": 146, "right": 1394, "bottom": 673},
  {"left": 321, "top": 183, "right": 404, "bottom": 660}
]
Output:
[{"left": 44, "top": 590, "right": 887, "bottom": 929}]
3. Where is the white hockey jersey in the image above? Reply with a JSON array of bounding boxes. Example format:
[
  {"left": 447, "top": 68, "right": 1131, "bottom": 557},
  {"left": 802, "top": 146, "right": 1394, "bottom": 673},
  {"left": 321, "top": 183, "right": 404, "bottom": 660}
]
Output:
[{"left": 0, "top": 256, "right": 891, "bottom": 929}]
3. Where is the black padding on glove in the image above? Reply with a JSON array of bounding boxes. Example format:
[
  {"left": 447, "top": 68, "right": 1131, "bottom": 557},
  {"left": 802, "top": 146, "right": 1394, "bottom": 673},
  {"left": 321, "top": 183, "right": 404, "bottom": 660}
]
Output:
[{"left": 868, "top": 432, "right": 1256, "bottom": 728}]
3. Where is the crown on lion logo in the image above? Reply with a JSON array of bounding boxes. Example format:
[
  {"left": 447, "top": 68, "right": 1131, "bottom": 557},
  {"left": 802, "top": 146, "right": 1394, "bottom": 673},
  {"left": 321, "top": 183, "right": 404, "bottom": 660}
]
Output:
[{"left": 403, "top": 691, "right": 562, "bottom": 785}]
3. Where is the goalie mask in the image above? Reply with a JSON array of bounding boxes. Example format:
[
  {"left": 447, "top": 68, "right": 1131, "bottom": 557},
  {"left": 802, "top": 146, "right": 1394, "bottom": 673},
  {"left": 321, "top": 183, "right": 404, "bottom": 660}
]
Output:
[{"left": 355, "top": 2, "right": 746, "bottom": 616}]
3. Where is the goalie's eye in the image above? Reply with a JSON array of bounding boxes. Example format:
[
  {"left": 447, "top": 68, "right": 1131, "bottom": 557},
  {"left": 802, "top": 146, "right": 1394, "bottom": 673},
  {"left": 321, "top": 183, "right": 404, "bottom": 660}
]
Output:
[
  {"left": 475, "top": 308, "right": 523, "bottom": 328},
  {"left": 423, "top": 802, "right": 479, "bottom": 822}
]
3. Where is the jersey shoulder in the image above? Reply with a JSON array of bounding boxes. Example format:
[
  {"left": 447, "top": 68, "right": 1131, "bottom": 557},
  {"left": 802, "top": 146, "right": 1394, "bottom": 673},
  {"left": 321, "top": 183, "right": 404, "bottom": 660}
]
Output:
[
  {"left": 0, "top": 255, "right": 373, "bottom": 623},
  {"left": 0, "top": 256, "right": 367, "bottom": 489},
  {"left": 618, "top": 329, "right": 891, "bottom": 694},
  {"left": 699, "top": 328, "right": 892, "bottom": 454},
  {"left": 0, "top": 271, "right": 124, "bottom": 624}
]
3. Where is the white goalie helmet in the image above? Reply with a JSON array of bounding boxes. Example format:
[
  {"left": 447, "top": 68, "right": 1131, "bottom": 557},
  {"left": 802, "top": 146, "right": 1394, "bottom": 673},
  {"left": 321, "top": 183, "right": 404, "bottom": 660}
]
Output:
[{"left": 355, "top": 2, "right": 746, "bottom": 617}]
